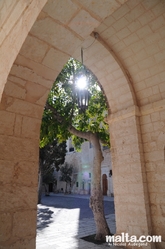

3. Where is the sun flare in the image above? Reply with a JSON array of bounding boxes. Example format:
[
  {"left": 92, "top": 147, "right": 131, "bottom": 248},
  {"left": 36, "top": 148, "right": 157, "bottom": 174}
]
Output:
[{"left": 76, "top": 76, "right": 87, "bottom": 89}]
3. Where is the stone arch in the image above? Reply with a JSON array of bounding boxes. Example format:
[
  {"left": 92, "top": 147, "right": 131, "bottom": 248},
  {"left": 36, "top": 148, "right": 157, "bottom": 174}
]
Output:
[
  {"left": 0, "top": 0, "right": 48, "bottom": 100},
  {"left": 0, "top": 1, "right": 165, "bottom": 248},
  {"left": 73, "top": 33, "right": 136, "bottom": 113}
]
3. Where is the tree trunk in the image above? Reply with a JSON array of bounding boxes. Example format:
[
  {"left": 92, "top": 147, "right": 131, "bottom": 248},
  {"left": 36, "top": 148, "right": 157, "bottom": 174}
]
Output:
[
  {"left": 89, "top": 135, "right": 110, "bottom": 241},
  {"left": 44, "top": 184, "right": 50, "bottom": 196},
  {"left": 65, "top": 182, "right": 68, "bottom": 193},
  {"left": 68, "top": 126, "right": 110, "bottom": 240},
  {"left": 90, "top": 189, "right": 110, "bottom": 240}
]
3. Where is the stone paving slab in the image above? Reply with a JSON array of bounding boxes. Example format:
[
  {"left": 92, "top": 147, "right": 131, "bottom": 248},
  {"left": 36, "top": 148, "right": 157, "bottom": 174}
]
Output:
[{"left": 36, "top": 194, "right": 120, "bottom": 249}]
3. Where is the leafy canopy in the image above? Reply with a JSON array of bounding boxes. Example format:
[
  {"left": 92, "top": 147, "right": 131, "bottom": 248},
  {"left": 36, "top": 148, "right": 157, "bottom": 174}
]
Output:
[
  {"left": 40, "top": 58, "right": 109, "bottom": 150},
  {"left": 39, "top": 139, "right": 67, "bottom": 184},
  {"left": 60, "top": 162, "right": 73, "bottom": 184}
]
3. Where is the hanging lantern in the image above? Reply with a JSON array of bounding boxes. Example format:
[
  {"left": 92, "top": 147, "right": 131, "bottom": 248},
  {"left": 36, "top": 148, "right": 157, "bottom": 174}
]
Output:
[
  {"left": 74, "top": 48, "right": 90, "bottom": 113},
  {"left": 76, "top": 87, "right": 89, "bottom": 112},
  {"left": 73, "top": 34, "right": 98, "bottom": 113}
]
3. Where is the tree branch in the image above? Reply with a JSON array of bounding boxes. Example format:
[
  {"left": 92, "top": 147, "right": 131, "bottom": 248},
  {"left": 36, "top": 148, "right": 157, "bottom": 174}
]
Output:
[
  {"left": 45, "top": 101, "right": 64, "bottom": 123},
  {"left": 45, "top": 101, "right": 97, "bottom": 143},
  {"left": 68, "top": 125, "right": 94, "bottom": 142}
]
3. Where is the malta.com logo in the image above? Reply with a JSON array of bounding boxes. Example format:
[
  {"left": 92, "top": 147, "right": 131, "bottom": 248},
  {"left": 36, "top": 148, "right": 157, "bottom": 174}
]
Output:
[{"left": 106, "top": 233, "right": 162, "bottom": 247}]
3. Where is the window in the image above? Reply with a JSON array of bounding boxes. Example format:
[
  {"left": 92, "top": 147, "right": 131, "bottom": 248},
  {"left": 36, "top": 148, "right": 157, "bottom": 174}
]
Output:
[
  {"left": 76, "top": 182, "right": 78, "bottom": 187},
  {"left": 69, "top": 147, "right": 74, "bottom": 152},
  {"left": 109, "top": 170, "right": 112, "bottom": 177},
  {"left": 89, "top": 173, "right": 91, "bottom": 178}
]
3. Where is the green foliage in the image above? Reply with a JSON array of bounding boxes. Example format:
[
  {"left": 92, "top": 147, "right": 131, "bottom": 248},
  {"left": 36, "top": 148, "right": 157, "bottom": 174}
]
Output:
[
  {"left": 40, "top": 58, "right": 110, "bottom": 150},
  {"left": 43, "top": 170, "right": 54, "bottom": 185},
  {"left": 60, "top": 162, "right": 73, "bottom": 184},
  {"left": 39, "top": 139, "right": 67, "bottom": 185}
]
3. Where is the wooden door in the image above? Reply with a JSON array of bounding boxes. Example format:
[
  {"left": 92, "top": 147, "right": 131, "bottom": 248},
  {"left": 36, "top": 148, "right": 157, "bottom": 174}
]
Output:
[{"left": 102, "top": 174, "right": 108, "bottom": 196}]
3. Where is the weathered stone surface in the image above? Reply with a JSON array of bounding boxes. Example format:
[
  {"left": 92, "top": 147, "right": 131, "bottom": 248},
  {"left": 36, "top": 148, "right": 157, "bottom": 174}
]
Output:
[
  {"left": 0, "top": 0, "right": 165, "bottom": 248},
  {"left": 0, "top": 110, "right": 15, "bottom": 135},
  {"left": 15, "top": 54, "right": 57, "bottom": 82},
  {"left": 110, "top": 114, "right": 152, "bottom": 238},
  {"left": 0, "top": 185, "right": 38, "bottom": 212},
  {"left": 42, "top": 48, "right": 69, "bottom": 71},
  {"left": 13, "top": 161, "right": 38, "bottom": 187},
  {"left": 0, "top": 212, "right": 12, "bottom": 241},
  {"left": 13, "top": 114, "right": 22, "bottom": 137},
  {"left": 13, "top": 210, "right": 37, "bottom": 238},
  {"left": 36, "top": 89, "right": 49, "bottom": 106},
  {"left": 43, "top": 0, "right": 78, "bottom": 24},
  {"left": 0, "top": 160, "right": 14, "bottom": 184},
  {"left": 10, "top": 64, "right": 53, "bottom": 89},
  {"left": 8, "top": 75, "right": 26, "bottom": 87},
  {"left": 30, "top": 16, "right": 82, "bottom": 55},
  {"left": 76, "top": 0, "right": 127, "bottom": 20},
  {"left": 0, "top": 160, "right": 38, "bottom": 186},
  {"left": 68, "top": 9, "right": 100, "bottom": 38},
  {"left": 0, "top": 135, "right": 39, "bottom": 161},
  {"left": 0, "top": 237, "right": 36, "bottom": 249},
  {"left": 5, "top": 80, "right": 26, "bottom": 100},
  {"left": 1, "top": 97, "right": 43, "bottom": 119},
  {"left": 25, "top": 81, "right": 48, "bottom": 104},
  {"left": 0, "top": 1, "right": 27, "bottom": 45},
  {"left": 19, "top": 35, "right": 49, "bottom": 63},
  {"left": 0, "top": 0, "right": 48, "bottom": 100},
  {"left": 22, "top": 116, "right": 41, "bottom": 139}
]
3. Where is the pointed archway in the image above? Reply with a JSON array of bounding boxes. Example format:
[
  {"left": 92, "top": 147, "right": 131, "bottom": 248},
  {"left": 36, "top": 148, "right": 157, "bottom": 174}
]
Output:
[{"left": 0, "top": 1, "right": 165, "bottom": 248}]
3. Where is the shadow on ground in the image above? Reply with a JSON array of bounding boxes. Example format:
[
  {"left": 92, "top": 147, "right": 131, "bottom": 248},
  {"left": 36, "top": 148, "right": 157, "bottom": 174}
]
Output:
[
  {"left": 39, "top": 194, "right": 114, "bottom": 220},
  {"left": 37, "top": 207, "right": 54, "bottom": 230},
  {"left": 36, "top": 194, "right": 116, "bottom": 248}
]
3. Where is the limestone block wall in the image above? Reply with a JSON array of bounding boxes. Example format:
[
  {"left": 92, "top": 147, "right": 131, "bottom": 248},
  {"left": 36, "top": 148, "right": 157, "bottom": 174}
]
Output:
[
  {"left": 73, "top": 1, "right": 165, "bottom": 246},
  {"left": 0, "top": 0, "right": 165, "bottom": 248},
  {"left": 109, "top": 109, "right": 152, "bottom": 240},
  {"left": 0, "top": 0, "right": 48, "bottom": 99},
  {"left": 0, "top": 74, "right": 46, "bottom": 248},
  {"left": 140, "top": 102, "right": 165, "bottom": 245},
  {"left": 0, "top": 29, "right": 64, "bottom": 249}
]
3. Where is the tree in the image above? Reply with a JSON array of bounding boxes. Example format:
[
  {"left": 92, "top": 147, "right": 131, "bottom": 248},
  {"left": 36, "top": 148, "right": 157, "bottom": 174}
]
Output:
[
  {"left": 40, "top": 58, "right": 110, "bottom": 240},
  {"left": 38, "top": 139, "right": 67, "bottom": 203},
  {"left": 60, "top": 162, "right": 73, "bottom": 193}
]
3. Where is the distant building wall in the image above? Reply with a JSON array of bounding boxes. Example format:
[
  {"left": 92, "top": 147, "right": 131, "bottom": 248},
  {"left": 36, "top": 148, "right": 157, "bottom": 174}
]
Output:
[{"left": 56, "top": 140, "right": 113, "bottom": 196}]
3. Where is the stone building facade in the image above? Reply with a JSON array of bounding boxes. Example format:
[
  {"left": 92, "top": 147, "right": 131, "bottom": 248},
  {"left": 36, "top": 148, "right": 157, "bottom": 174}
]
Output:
[
  {"left": 55, "top": 140, "right": 113, "bottom": 196},
  {"left": 0, "top": 1, "right": 165, "bottom": 248}
]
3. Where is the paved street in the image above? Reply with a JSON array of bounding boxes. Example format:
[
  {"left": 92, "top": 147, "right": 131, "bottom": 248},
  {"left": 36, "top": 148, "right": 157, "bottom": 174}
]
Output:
[{"left": 36, "top": 193, "right": 118, "bottom": 249}]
